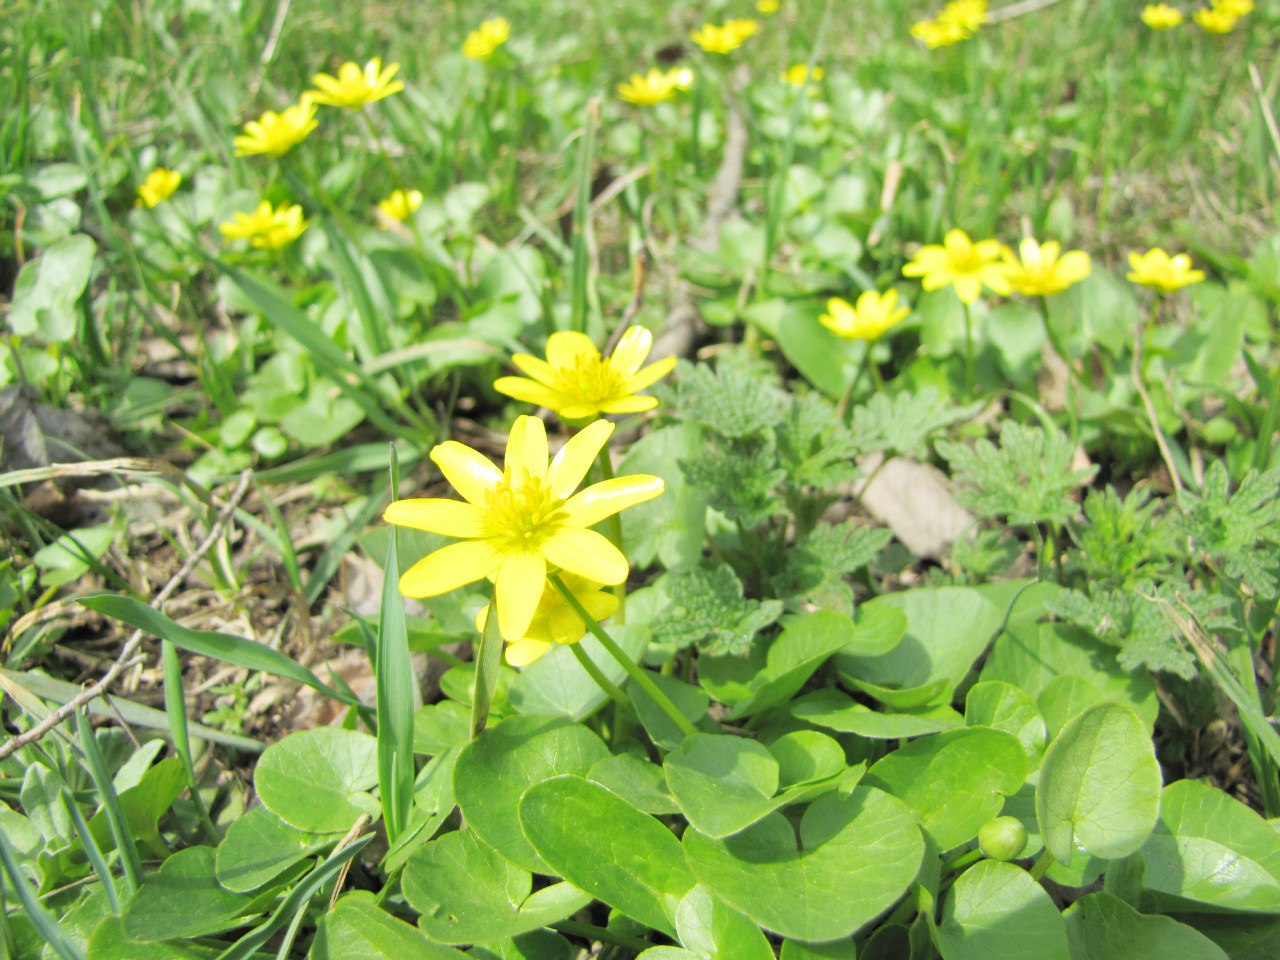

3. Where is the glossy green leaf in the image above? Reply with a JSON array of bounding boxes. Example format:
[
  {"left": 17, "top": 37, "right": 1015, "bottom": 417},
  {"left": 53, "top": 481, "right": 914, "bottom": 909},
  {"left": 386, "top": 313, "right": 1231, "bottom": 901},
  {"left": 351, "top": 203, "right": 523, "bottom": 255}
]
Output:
[
  {"left": 122, "top": 846, "right": 259, "bottom": 941},
  {"left": 631, "top": 669, "right": 712, "bottom": 751},
  {"left": 935, "top": 860, "right": 1070, "bottom": 960},
  {"left": 769, "top": 730, "right": 846, "bottom": 787},
  {"left": 1139, "top": 778, "right": 1280, "bottom": 912},
  {"left": 835, "top": 588, "right": 1001, "bottom": 708},
  {"left": 507, "top": 626, "right": 650, "bottom": 720},
  {"left": 1037, "top": 703, "right": 1160, "bottom": 864},
  {"left": 8, "top": 233, "right": 96, "bottom": 341},
  {"left": 1063, "top": 891, "right": 1228, "bottom": 959},
  {"left": 521, "top": 775, "right": 695, "bottom": 936},
  {"left": 86, "top": 917, "right": 220, "bottom": 959},
  {"left": 791, "top": 689, "right": 964, "bottom": 739},
  {"left": 779, "top": 940, "right": 857, "bottom": 959},
  {"left": 866, "top": 727, "right": 1026, "bottom": 851},
  {"left": 588, "top": 753, "right": 679, "bottom": 815},
  {"left": 776, "top": 305, "right": 859, "bottom": 397},
  {"left": 665, "top": 735, "right": 780, "bottom": 839},
  {"left": 253, "top": 728, "right": 380, "bottom": 833},
  {"left": 312, "top": 892, "right": 467, "bottom": 958},
  {"left": 964, "top": 680, "right": 1047, "bottom": 768},
  {"left": 673, "top": 885, "right": 774, "bottom": 960},
  {"left": 214, "top": 806, "right": 341, "bottom": 893},
  {"left": 684, "top": 788, "right": 923, "bottom": 941},
  {"left": 402, "top": 830, "right": 590, "bottom": 944},
  {"left": 454, "top": 715, "right": 610, "bottom": 872},
  {"left": 377, "top": 528, "right": 415, "bottom": 843}
]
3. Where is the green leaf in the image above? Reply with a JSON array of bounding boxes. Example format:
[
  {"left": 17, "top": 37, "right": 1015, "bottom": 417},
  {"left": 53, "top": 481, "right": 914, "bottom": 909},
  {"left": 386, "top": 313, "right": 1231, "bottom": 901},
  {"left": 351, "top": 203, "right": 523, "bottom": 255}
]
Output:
[
  {"left": 672, "top": 885, "right": 774, "bottom": 960},
  {"left": 88, "top": 756, "right": 184, "bottom": 859},
  {"left": 665, "top": 735, "right": 781, "bottom": 839},
  {"left": 454, "top": 715, "right": 610, "bottom": 873},
  {"left": 779, "top": 941, "right": 857, "bottom": 960},
  {"left": 791, "top": 689, "right": 964, "bottom": 739},
  {"left": 33, "top": 525, "right": 115, "bottom": 588},
  {"left": 402, "top": 830, "right": 591, "bottom": 944},
  {"left": 8, "top": 233, "right": 96, "bottom": 341},
  {"left": 935, "top": 860, "right": 1070, "bottom": 960},
  {"left": 849, "top": 387, "right": 981, "bottom": 461},
  {"left": 1178, "top": 462, "right": 1280, "bottom": 597},
  {"left": 521, "top": 776, "right": 696, "bottom": 936},
  {"left": 866, "top": 727, "right": 1027, "bottom": 851},
  {"left": 122, "top": 847, "right": 259, "bottom": 941},
  {"left": 668, "top": 360, "right": 788, "bottom": 439},
  {"left": 1139, "top": 778, "right": 1280, "bottom": 912},
  {"left": 1063, "top": 891, "right": 1228, "bottom": 960},
  {"left": 619, "top": 423, "right": 708, "bottom": 570},
  {"left": 835, "top": 587, "right": 1002, "bottom": 708},
  {"left": 964, "top": 681, "right": 1047, "bottom": 768},
  {"left": 86, "top": 917, "right": 220, "bottom": 959},
  {"left": 588, "top": 753, "right": 679, "bottom": 815},
  {"left": 776, "top": 304, "right": 859, "bottom": 397},
  {"left": 78, "top": 596, "right": 359, "bottom": 708},
  {"left": 471, "top": 579, "right": 506, "bottom": 738},
  {"left": 253, "top": 728, "right": 380, "bottom": 833},
  {"left": 312, "top": 892, "right": 467, "bottom": 959},
  {"left": 654, "top": 565, "right": 783, "bottom": 656},
  {"left": 630, "top": 670, "right": 712, "bottom": 752},
  {"left": 683, "top": 788, "right": 923, "bottom": 942},
  {"left": 214, "top": 806, "right": 341, "bottom": 893},
  {"left": 1037, "top": 703, "right": 1161, "bottom": 864},
  {"left": 507, "top": 626, "right": 650, "bottom": 721}
]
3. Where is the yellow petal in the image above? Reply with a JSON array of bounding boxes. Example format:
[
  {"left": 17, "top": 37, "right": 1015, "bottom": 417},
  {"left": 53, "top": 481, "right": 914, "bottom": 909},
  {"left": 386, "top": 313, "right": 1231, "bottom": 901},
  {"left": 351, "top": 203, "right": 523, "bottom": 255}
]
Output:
[
  {"left": 431, "top": 441, "right": 503, "bottom": 505},
  {"left": 608, "top": 326, "right": 654, "bottom": 375},
  {"left": 545, "top": 331, "right": 600, "bottom": 371},
  {"left": 954, "top": 275, "right": 982, "bottom": 304},
  {"left": 599, "top": 395, "right": 659, "bottom": 415},
  {"left": 557, "top": 402, "right": 602, "bottom": 421},
  {"left": 384, "top": 498, "right": 487, "bottom": 537},
  {"left": 492, "top": 377, "right": 565, "bottom": 410},
  {"left": 510, "top": 353, "right": 558, "bottom": 386},
  {"left": 505, "top": 415, "right": 549, "bottom": 483},
  {"left": 1058, "top": 251, "right": 1092, "bottom": 285},
  {"left": 505, "top": 639, "right": 553, "bottom": 667},
  {"left": 542, "top": 527, "right": 629, "bottom": 584},
  {"left": 620, "top": 355, "right": 677, "bottom": 394},
  {"left": 548, "top": 419, "right": 613, "bottom": 499},
  {"left": 495, "top": 551, "right": 547, "bottom": 640},
  {"left": 563, "top": 475, "right": 664, "bottom": 528},
  {"left": 399, "top": 540, "right": 501, "bottom": 597}
]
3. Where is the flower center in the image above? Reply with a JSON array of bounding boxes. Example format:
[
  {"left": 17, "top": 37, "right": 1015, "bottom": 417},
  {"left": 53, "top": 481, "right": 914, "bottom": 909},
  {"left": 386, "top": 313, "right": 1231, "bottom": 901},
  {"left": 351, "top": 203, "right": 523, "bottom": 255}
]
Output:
[
  {"left": 484, "top": 474, "right": 567, "bottom": 549},
  {"left": 561, "top": 356, "right": 623, "bottom": 404}
]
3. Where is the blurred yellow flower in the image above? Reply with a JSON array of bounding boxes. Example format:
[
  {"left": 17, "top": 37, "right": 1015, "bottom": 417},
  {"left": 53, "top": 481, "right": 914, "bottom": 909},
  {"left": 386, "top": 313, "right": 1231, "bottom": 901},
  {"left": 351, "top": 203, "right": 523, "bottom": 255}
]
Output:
[
  {"left": 902, "top": 229, "right": 1011, "bottom": 304},
  {"left": 233, "top": 96, "right": 318, "bottom": 157},
  {"left": 820, "top": 290, "right": 910, "bottom": 342},
  {"left": 757, "top": 0, "right": 780, "bottom": 13},
  {"left": 307, "top": 58, "right": 404, "bottom": 108},
  {"left": 1002, "top": 238, "right": 1092, "bottom": 297},
  {"left": 690, "top": 20, "right": 758, "bottom": 54},
  {"left": 618, "top": 68, "right": 680, "bottom": 106},
  {"left": 494, "top": 326, "right": 677, "bottom": 421},
  {"left": 1140, "top": 3, "right": 1184, "bottom": 28},
  {"left": 376, "top": 188, "right": 423, "bottom": 224},
  {"left": 1193, "top": 6, "right": 1238, "bottom": 31},
  {"left": 780, "top": 63, "right": 824, "bottom": 86},
  {"left": 1126, "top": 248, "right": 1205, "bottom": 292},
  {"left": 668, "top": 67, "right": 695, "bottom": 91},
  {"left": 938, "top": 0, "right": 988, "bottom": 31},
  {"left": 219, "top": 200, "right": 307, "bottom": 250},
  {"left": 476, "top": 572, "right": 619, "bottom": 666},
  {"left": 136, "top": 168, "right": 181, "bottom": 208},
  {"left": 384, "top": 416, "right": 663, "bottom": 640},
  {"left": 910, "top": 18, "right": 972, "bottom": 48},
  {"left": 463, "top": 17, "right": 511, "bottom": 60},
  {"left": 1213, "top": 0, "right": 1253, "bottom": 15}
]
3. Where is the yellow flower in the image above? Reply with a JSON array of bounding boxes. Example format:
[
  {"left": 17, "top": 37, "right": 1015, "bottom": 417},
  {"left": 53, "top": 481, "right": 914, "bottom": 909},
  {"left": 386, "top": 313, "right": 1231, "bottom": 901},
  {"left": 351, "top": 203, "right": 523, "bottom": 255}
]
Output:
[
  {"left": 902, "top": 229, "right": 1011, "bottom": 304},
  {"left": 494, "top": 326, "right": 677, "bottom": 422},
  {"left": 1193, "top": 6, "right": 1238, "bottom": 31},
  {"left": 136, "top": 168, "right": 181, "bottom": 208},
  {"left": 376, "top": 188, "right": 423, "bottom": 224},
  {"left": 910, "top": 18, "right": 973, "bottom": 48},
  {"left": 618, "top": 68, "right": 680, "bottom": 106},
  {"left": 668, "top": 67, "right": 695, "bottom": 91},
  {"left": 780, "top": 63, "right": 824, "bottom": 86},
  {"left": 218, "top": 200, "right": 308, "bottom": 250},
  {"left": 1002, "top": 238, "right": 1092, "bottom": 297},
  {"left": 1213, "top": 0, "right": 1253, "bottom": 15},
  {"left": 233, "top": 96, "right": 318, "bottom": 158},
  {"left": 690, "top": 20, "right": 758, "bottom": 54},
  {"left": 463, "top": 17, "right": 511, "bottom": 60},
  {"left": 476, "top": 573, "right": 620, "bottom": 666},
  {"left": 384, "top": 416, "right": 663, "bottom": 640},
  {"left": 938, "top": 0, "right": 988, "bottom": 31},
  {"left": 1126, "top": 248, "right": 1205, "bottom": 292},
  {"left": 757, "top": 0, "right": 780, "bottom": 13},
  {"left": 1140, "top": 3, "right": 1184, "bottom": 28},
  {"left": 819, "top": 290, "right": 910, "bottom": 342},
  {"left": 307, "top": 58, "right": 404, "bottom": 109}
]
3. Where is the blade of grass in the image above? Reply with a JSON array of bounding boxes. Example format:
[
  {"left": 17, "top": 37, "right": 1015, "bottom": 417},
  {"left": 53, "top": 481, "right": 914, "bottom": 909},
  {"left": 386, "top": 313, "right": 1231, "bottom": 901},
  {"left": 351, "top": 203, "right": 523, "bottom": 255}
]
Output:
[
  {"left": 250, "top": 443, "right": 426, "bottom": 486},
  {"left": 568, "top": 100, "right": 599, "bottom": 335},
  {"left": 161, "top": 641, "right": 219, "bottom": 843},
  {"left": 0, "top": 831, "right": 83, "bottom": 960},
  {"left": 375, "top": 482, "right": 414, "bottom": 844},
  {"left": 73, "top": 709, "right": 143, "bottom": 894},
  {"left": 470, "top": 588, "right": 504, "bottom": 739},
  {"left": 60, "top": 788, "right": 120, "bottom": 914}
]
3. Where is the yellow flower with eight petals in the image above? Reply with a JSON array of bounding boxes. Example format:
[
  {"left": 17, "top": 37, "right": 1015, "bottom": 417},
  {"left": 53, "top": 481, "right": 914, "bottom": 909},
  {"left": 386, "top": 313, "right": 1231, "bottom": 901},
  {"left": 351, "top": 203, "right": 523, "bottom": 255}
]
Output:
[
  {"left": 690, "top": 20, "right": 758, "bottom": 54},
  {"left": 463, "top": 17, "right": 511, "bottom": 60},
  {"left": 1140, "top": 3, "right": 1184, "bottom": 28},
  {"left": 136, "top": 168, "right": 182, "bottom": 208},
  {"left": 376, "top": 188, "right": 423, "bottom": 224},
  {"left": 902, "top": 229, "right": 1011, "bottom": 304},
  {"left": 384, "top": 416, "right": 663, "bottom": 640},
  {"left": 781, "top": 64, "right": 824, "bottom": 86},
  {"left": 219, "top": 201, "right": 308, "bottom": 250},
  {"left": 307, "top": 58, "right": 404, "bottom": 109},
  {"left": 1193, "top": 6, "right": 1238, "bottom": 32},
  {"left": 820, "top": 290, "right": 910, "bottom": 342},
  {"left": 1126, "top": 248, "right": 1205, "bottom": 292},
  {"left": 493, "top": 326, "right": 677, "bottom": 422},
  {"left": 233, "top": 96, "right": 318, "bottom": 157},
  {"left": 1002, "top": 238, "right": 1092, "bottom": 297},
  {"left": 618, "top": 68, "right": 681, "bottom": 106},
  {"left": 476, "top": 572, "right": 619, "bottom": 666}
]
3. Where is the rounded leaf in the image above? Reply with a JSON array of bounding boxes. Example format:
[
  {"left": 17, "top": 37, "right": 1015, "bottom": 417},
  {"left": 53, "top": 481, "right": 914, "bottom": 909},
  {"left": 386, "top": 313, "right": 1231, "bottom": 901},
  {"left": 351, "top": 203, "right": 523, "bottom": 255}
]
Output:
[
  {"left": 936, "top": 860, "right": 1070, "bottom": 960},
  {"left": 254, "top": 728, "right": 380, "bottom": 833}
]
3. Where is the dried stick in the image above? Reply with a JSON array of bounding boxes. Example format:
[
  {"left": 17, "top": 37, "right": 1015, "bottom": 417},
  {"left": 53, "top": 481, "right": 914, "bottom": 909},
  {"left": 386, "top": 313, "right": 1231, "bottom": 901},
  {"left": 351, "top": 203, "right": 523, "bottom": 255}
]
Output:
[{"left": 0, "top": 470, "right": 254, "bottom": 760}]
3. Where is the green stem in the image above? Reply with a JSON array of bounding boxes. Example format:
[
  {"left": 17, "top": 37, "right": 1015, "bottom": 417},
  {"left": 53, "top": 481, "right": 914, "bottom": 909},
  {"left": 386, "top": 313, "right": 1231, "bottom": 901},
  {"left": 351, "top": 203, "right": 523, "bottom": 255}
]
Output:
[
  {"left": 569, "top": 643, "right": 628, "bottom": 706},
  {"left": 552, "top": 920, "right": 653, "bottom": 952},
  {"left": 1038, "top": 295, "right": 1079, "bottom": 444},
  {"left": 550, "top": 574, "right": 697, "bottom": 738},
  {"left": 1028, "top": 848, "right": 1055, "bottom": 882},
  {"left": 357, "top": 108, "right": 399, "bottom": 189},
  {"left": 962, "top": 298, "right": 976, "bottom": 397},
  {"left": 595, "top": 448, "right": 627, "bottom": 624}
]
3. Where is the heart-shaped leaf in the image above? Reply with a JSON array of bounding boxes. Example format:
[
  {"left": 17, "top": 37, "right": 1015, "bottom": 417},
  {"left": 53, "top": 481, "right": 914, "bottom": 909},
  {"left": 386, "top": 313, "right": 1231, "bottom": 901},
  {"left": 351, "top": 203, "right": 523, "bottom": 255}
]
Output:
[
  {"left": 122, "top": 847, "right": 261, "bottom": 941},
  {"left": 672, "top": 885, "right": 773, "bottom": 960},
  {"left": 935, "top": 860, "right": 1069, "bottom": 960},
  {"left": 665, "top": 735, "right": 780, "bottom": 839},
  {"left": 683, "top": 788, "right": 923, "bottom": 941},
  {"left": 521, "top": 775, "right": 695, "bottom": 936},
  {"left": 312, "top": 892, "right": 468, "bottom": 958},
  {"left": 1062, "top": 891, "right": 1228, "bottom": 959},
  {"left": 964, "top": 681, "right": 1046, "bottom": 768},
  {"left": 215, "top": 806, "right": 341, "bottom": 893},
  {"left": 791, "top": 689, "right": 963, "bottom": 739},
  {"left": 254, "top": 728, "right": 380, "bottom": 833}
]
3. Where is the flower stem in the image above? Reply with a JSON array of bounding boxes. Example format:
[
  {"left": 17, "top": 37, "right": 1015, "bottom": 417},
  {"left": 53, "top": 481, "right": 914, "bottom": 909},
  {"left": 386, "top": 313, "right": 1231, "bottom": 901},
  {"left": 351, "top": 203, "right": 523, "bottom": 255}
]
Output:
[
  {"left": 569, "top": 642, "right": 628, "bottom": 706},
  {"left": 961, "top": 299, "right": 976, "bottom": 397},
  {"left": 1028, "top": 848, "right": 1055, "bottom": 882},
  {"left": 550, "top": 573, "right": 697, "bottom": 738},
  {"left": 595, "top": 448, "right": 627, "bottom": 624},
  {"left": 1037, "top": 295, "right": 1080, "bottom": 445}
]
